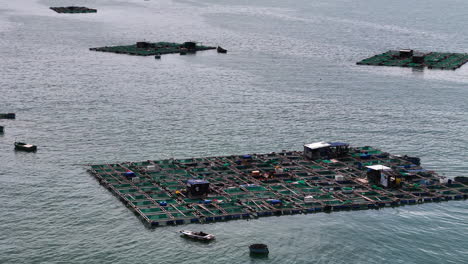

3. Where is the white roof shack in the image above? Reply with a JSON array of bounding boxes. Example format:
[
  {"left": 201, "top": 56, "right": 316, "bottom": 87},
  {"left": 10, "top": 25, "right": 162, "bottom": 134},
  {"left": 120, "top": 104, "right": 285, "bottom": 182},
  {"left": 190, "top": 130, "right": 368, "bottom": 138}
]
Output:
[
  {"left": 304, "top": 142, "right": 331, "bottom": 150},
  {"left": 366, "top": 165, "right": 392, "bottom": 171}
]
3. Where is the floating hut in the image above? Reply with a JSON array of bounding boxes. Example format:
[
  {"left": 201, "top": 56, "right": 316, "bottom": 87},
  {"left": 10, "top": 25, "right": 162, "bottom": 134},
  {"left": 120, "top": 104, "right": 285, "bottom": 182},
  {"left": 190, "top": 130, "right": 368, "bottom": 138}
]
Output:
[
  {"left": 87, "top": 142, "right": 467, "bottom": 228},
  {"left": 357, "top": 50, "right": 468, "bottom": 70}
]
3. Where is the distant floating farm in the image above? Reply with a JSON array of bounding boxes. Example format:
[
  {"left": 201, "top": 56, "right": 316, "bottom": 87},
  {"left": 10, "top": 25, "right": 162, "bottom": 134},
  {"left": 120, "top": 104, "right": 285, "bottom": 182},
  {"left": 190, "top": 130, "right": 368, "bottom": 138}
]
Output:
[
  {"left": 50, "top": 6, "right": 97, "bottom": 14},
  {"left": 357, "top": 49, "right": 468, "bottom": 70},
  {"left": 88, "top": 142, "right": 468, "bottom": 228},
  {"left": 90, "top": 41, "right": 216, "bottom": 56}
]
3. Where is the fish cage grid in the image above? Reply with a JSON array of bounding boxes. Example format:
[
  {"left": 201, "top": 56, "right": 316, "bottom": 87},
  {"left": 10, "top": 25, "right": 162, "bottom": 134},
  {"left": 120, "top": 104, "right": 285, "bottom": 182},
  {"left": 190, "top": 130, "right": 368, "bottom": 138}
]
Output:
[
  {"left": 357, "top": 50, "right": 468, "bottom": 70},
  {"left": 88, "top": 146, "right": 467, "bottom": 227}
]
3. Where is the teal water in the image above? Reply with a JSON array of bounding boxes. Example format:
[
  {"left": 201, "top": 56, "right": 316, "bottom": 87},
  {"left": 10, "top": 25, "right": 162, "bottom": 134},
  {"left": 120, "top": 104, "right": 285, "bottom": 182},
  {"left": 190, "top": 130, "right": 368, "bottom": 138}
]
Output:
[{"left": 0, "top": 0, "right": 467, "bottom": 263}]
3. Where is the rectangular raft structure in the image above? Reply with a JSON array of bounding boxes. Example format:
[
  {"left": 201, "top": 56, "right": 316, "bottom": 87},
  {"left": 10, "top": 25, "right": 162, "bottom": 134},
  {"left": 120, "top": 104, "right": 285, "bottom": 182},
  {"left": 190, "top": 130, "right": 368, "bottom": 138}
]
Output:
[
  {"left": 357, "top": 50, "right": 468, "bottom": 70},
  {"left": 87, "top": 143, "right": 468, "bottom": 228},
  {"left": 50, "top": 6, "right": 97, "bottom": 13},
  {"left": 90, "top": 41, "right": 216, "bottom": 56},
  {"left": 0, "top": 113, "right": 15, "bottom": 119}
]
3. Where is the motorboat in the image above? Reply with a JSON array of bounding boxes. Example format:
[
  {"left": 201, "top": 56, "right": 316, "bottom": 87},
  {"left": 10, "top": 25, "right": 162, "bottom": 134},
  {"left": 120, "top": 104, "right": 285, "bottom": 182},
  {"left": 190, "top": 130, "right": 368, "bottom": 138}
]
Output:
[
  {"left": 14, "top": 141, "right": 37, "bottom": 152},
  {"left": 180, "top": 230, "right": 215, "bottom": 241},
  {"left": 217, "top": 46, "right": 227, "bottom": 53}
]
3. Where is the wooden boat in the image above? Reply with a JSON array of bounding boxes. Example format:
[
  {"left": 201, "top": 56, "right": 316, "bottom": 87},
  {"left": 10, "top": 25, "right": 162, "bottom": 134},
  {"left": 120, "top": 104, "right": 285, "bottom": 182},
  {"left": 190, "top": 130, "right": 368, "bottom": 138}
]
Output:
[
  {"left": 249, "top": 244, "right": 269, "bottom": 254},
  {"left": 154, "top": 54, "right": 161, "bottom": 59},
  {"left": 180, "top": 230, "right": 215, "bottom": 241},
  {"left": 14, "top": 142, "right": 37, "bottom": 152},
  {"left": 217, "top": 46, "right": 227, "bottom": 53}
]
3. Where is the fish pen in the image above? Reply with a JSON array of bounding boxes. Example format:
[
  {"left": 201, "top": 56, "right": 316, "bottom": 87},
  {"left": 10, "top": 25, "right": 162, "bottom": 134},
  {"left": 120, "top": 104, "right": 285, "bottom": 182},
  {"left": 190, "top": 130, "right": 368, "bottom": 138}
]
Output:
[
  {"left": 90, "top": 41, "right": 216, "bottom": 56},
  {"left": 87, "top": 142, "right": 468, "bottom": 228},
  {"left": 50, "top": 6, "right": 97, "bottom": 13},
  {"left": 357, "top": 50, "right": 468, "bottom": 70}
]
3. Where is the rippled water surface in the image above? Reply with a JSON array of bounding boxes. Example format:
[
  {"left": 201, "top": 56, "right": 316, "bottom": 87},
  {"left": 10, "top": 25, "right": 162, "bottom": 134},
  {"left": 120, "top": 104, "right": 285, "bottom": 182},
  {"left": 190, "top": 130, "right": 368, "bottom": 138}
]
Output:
[{"left": 1, "top": 0, "right": 467, "bottom": 263}]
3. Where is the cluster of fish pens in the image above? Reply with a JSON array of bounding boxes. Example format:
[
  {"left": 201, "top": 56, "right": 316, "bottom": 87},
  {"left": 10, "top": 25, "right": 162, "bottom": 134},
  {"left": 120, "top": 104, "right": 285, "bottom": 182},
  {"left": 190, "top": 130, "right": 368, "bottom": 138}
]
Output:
[
  {"left": 88, "top": 144, "right": 467, "bottom": 228},
  {"left": 50, "top": 6, "right": 97, "bottom": 14},
  {"left": 90, "top": 42, "right": 215, "bottom": 56},
  {"left": 357, "top": 50, "right": 468, "bottom": 70}
]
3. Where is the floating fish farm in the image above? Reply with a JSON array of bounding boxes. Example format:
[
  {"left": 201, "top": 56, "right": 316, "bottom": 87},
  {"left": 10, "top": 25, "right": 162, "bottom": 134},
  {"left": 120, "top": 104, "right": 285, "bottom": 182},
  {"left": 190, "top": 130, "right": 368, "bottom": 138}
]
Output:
[
  {"left": 89, "top": 41, "right": 216, "bottom": 56},
  {"left": 357, "top": 49, "right": 468, "bottom": 70},
  {"left": 50, "top": 6, "right": 97, "bottom": 14},
  {"left": 0, "top": 113, "right": 15, "bottom": 119},
  {"left": 87, "top": 142, "right": 468, "bottom": 228}
]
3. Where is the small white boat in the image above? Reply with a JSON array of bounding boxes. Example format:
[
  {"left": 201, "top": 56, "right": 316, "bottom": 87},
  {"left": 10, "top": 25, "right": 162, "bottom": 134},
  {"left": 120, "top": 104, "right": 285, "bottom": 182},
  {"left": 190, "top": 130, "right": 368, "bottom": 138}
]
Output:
[
  {"left": 180, "top": 230, "right": 215, "bottom": 241},
  {"left": 14, "top": 141, "right": 37, "bottom": 152}
]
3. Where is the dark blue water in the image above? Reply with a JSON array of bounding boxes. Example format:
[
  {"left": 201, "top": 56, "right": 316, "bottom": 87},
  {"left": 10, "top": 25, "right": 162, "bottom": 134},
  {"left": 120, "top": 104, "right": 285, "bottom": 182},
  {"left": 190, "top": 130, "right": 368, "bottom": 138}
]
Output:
[{"left": 1, "top": 0, "right": 467, "bottom": 263}]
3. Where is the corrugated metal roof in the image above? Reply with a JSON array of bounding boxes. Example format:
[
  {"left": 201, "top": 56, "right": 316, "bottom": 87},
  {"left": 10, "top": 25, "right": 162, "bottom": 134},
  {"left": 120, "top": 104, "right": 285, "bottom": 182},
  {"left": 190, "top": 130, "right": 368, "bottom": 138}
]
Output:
[
  {"left": 304, "top": 142, "right": 331, "bottom": 150},
  {"left": 366, "top": 165, "right": 392, "bottom": 171}
]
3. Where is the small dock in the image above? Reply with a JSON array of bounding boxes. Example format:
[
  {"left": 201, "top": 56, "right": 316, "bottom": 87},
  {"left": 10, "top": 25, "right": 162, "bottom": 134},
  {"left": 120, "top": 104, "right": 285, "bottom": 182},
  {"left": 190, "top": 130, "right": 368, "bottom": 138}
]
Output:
[
  {"left": 357, "top": 49, "right": 468, "bottom": 70},
  {"left": 50, "top": 6, "right": 97, "bottom": 14},
  {"left": 87, "top": 142, "right": 467, "bottom": 228},
  {"left": 90, "top": 41, "right": 216, "bottom": 56}
]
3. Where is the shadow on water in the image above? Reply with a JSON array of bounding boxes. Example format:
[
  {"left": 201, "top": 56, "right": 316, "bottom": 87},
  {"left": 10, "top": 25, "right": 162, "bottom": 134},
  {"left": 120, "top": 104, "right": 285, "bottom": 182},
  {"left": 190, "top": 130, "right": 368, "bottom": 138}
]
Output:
[{"left": 249, "top": 253, "right": 269, "bottom": 259}]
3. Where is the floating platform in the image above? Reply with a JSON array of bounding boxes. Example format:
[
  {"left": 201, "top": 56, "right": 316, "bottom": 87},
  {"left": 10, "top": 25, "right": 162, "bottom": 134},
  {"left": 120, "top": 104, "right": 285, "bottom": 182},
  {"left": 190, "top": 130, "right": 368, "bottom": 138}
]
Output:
[
  {"left": 357, "top": 50, "right": 468, "bottom": 70},
  {"left": 50, "top": 6, "right": 97, "bottom": 14},
  {"left": 90, "top": 41, "right": 216, "bottom": 56},
  {"left": 87, "top": 143, "right": 467, "bottom": 228},
  {"left": 0, "top": 113, "right": 15, "bottom": 119}
]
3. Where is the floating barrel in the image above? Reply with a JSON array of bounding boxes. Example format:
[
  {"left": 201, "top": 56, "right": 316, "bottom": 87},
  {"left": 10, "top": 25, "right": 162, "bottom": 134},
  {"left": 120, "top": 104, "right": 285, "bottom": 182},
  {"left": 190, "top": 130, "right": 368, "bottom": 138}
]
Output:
[{"left": 249, "top": 244, "right": 269, "bottom": 255}]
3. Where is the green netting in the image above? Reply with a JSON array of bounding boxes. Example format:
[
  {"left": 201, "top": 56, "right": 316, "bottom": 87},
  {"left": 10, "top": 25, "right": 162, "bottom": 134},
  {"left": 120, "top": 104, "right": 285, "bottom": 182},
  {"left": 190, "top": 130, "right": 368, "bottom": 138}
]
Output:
[
  {"left": 448, "top": 184, "right": 464, "bottom": 188},
  {"left": 224, "top": 208, "right": 244, "bottom": 213},
  {"left": 362, "top": 191, "right": 380, "bottom": 196},
  {"left": 324, "top": 200, "right": 343, "bottom": 205},
  {"left": 254, "top": 192, "right": 276, "bottom": 198},
  {"left": 150, "top": 193, "right": 171, "bottom": 199},
  {"left": 118, "top": 188, "right": 138, "bottom": 194},
  {"left": 146, "top": 214, "right": 169, "bottom": 220},
  {"left": 245, "top": 186, "right": 267, "bottom": 192},
  {"left": 315, "top": 194, "right": 334, "bottom": 200},
  {"left": 302, "top": 188, "right": 322, "bottom": 193},
  {"left": 167, "top": 186, "right": 183, "bottom": 190},
  {"left": 127, "top": 194, "right": 147, "bottom": 200},
  {"left": 141, "top": 187, "right": 163, "bottom": 192},
  {"left": 139, "top": 208, "right": 162, "bottom": 213},
  {"left": 441, "top": 190, "right": 457, "bottom": 195},
  {"left": 270, "top": 185, "right": 286, "bottom": 190},
  {"left": 224, "top": 188, "right": 243, "bottom": 193},
  {"left": 132, "top": 200, "right": 154, "bottom": 206},
  {"left": 183, "top": 198, "right": 201, "bottom": 203},
  {"left": 316, "top": 171, "right": 334, "bottom": 175}
]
